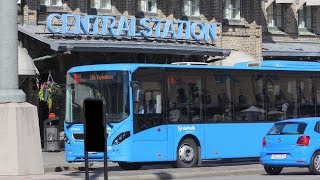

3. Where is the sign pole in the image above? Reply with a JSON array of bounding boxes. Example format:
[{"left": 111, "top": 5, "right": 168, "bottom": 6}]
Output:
[
  {"left": 104, "top": 126, "right": 108, "bottom": 180},
  {"left": 84, "top": 109, "right": 89, "bottom": 180},
  {"left": 83, "top": 98, "right": 106, "bottom": 179},
  {"left": 85, "top": 151, "right": 89, "bottom": 180}
]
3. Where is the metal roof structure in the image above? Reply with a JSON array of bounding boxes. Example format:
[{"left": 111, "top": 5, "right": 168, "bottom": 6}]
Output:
[
  {"left": 262, "top": 42, "right": 320, "bottom": 57},
  {"left": 18, "top": 25, "right": 230, "bottom": 57}
]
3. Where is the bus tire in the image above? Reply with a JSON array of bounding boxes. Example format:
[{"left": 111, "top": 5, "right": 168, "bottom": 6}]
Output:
[
  {"left": 118, "top": 162, "right": 143, "bottom": 170},
  {"left": 264, "top": 165, "right": 283, "bottom": 175},
  {"left": 308, "top": 151, "right": 320, "bottom": 175},
  {"left": 175, "top": 138, "right": 198, "bottom": 168}
]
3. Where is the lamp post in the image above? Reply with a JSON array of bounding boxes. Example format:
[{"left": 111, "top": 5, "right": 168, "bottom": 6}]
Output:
[{"left": 0, "top": 0, "right": 44, "bottom": 175}]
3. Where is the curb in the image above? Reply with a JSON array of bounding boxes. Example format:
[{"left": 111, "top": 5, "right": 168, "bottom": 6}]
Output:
[
  {"left": 107, "top": 168, "right": 264, "bottom": 180},
  {"left": 44, "top": 164, "right": 264, "bottom": 180}
]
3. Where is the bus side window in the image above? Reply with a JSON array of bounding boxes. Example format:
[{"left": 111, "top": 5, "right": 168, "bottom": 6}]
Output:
[
  {"left": 167, "top": 72, "right": 203, "bottom": 124},
  {"left": 205, "top": 74, "right": 232, "bottom": 122},
  {"left": 132, "top": 68, "right": 164, "bottom": 133}
]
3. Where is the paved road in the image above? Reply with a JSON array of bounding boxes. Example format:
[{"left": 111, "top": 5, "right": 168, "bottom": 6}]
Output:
[
  {"left": 43, "top": 151, "right": 263, "bottom": 179},
  {"left": 43, "top": 151, "right": 320, "bottom": 180},
  {"left": 185, "top": 173, "right": 320, "bottom": 180}
]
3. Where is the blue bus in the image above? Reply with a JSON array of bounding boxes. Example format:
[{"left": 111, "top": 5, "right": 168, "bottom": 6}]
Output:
[{"left": 64, "top": 60, "right": 320, "bottom": 170}]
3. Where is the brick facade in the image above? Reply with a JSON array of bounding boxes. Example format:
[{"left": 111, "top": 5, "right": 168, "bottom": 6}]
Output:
[
  {"left": 20, "top": 0, "right": 266, "bottom": 60},
  {"left": 262, "top": 2, "right": 320, "bottom": 43},
  {"left": 18, "top": 0, "right": 320, "bottom": 140}
]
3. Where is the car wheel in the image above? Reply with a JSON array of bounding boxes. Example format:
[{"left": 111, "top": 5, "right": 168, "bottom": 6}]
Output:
[
  {"left": 174, "top": 138, "right": 198, "bottom": 168},
  {"left": 264, "top": 165, "right": 283, "bottom": 175},
  {"left": 118, "top": 162, "right": 143, "bottom": 170},
  {"left": 308, "top": 151, "right": 320, "bottom": 175}
]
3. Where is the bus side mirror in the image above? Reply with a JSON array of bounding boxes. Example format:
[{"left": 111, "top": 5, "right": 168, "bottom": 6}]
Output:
[{"left": 131, "top": 81, "right": 141, "bottom": 103}]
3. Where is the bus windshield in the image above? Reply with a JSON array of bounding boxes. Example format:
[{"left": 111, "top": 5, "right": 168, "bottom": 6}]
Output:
[{"left": 65, "top": 71, "right": 129, "bottom": 124}]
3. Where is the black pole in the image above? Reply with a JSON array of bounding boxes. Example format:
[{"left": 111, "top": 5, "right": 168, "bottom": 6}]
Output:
[
  {"left": 85, "top": 151, "right": 89, "bottom": 180},
  {"left": 104, "top": 99, "right": 108, "bottom": 180},
  {"left": 104, "top": 129, "right": 108, "bottom": 180}
]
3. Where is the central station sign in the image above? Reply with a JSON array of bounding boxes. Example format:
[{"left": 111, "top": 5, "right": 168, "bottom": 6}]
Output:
[{"left": 46, "top": 14, "right": 217, "bottom": 43}]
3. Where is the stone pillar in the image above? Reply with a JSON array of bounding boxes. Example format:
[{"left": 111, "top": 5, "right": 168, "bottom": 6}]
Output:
[
  {"left": 0, "top": 0, "right": 44, "bottom": 175},
  {"left": 0, "top": 0, "right": 25, "bottom": 102}
]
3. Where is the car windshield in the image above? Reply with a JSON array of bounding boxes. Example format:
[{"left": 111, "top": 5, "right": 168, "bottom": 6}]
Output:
[
  {"left": 65, "top": 71, "right": 129, "bottom": 124},
  {"left": 267, "top": 122, "right": 307, "bottom": 135}
]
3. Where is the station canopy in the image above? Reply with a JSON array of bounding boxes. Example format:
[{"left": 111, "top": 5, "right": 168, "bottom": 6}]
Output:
[{"left": 18, "top": 25, "right": 230, "bottom": 57}]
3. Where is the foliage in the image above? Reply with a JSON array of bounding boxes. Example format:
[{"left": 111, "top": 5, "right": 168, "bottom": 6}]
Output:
[{"left": 38, "top": 81, "right": 62, "bottom": 111}]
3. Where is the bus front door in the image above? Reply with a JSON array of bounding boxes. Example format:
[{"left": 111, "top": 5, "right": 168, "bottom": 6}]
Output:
[{"left": 133, "top": 116, "right": 168, "bottom": 162}]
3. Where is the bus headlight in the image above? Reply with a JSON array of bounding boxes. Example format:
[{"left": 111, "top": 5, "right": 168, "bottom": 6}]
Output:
[
  {"left": 64, "top": 134, "right": 70, "bottom": 144},
  {"left": 112, "top": 131, "right": 130, "bottom": 145}
]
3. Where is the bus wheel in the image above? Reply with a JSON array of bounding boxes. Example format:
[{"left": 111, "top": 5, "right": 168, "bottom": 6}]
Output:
[
  {"left": 118, "top": 162, "right": 143, "bottom": 170},
  {"left": 175, "top": 138, "right": 198, "bottom": 168},
  {"left": 264, "top": 165, "right": 283, "bottom": 175}
]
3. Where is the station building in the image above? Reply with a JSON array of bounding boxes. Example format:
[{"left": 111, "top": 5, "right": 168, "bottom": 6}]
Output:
[
  {"left": 262, "top": 0, "right": 320, "bottom": 61},
  {"left": 16, "top": 0, "right": 320, "bottom": 138}
]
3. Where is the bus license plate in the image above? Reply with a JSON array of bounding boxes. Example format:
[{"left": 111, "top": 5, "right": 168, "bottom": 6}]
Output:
[{"left": 271, "top": 154, "right": 286, "bottom": 160}]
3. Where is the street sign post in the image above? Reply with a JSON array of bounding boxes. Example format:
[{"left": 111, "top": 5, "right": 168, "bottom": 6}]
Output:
[{"left": 83, "top": 98, "right": 107, "bottom": 180}]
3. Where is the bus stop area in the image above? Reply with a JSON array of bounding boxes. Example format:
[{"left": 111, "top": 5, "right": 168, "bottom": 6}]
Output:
[
  {"left": 40, "top": 151, "right": 265, "bottom": 179},
  {"left": 0, "top": 151, "right": 310, "bottom": 179}
]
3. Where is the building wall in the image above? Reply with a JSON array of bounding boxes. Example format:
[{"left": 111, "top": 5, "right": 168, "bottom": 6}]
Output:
[
  {"left": 262, "top": 2, "right": 320, "bottom": 44},
  {"left": 21, "top": 0, "right": 263, "bottom": 60}
]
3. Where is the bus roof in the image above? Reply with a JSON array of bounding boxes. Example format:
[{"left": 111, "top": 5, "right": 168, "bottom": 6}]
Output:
[{"left": 67, "top": 60, "right": 320, "bottom": 73}]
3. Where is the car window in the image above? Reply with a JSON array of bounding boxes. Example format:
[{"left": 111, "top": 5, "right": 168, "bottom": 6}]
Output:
[
  {"left": 315, "top": 122, "right": 320, "bottom": 133},
  {"left": 268, "top": 123, "right": 307, "bottom": 135}
]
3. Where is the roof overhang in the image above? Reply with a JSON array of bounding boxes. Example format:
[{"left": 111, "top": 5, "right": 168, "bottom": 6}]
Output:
[
  {"left": 18, "top": 25, "right": 230, "bottom": 57},
  {"left": 262, "top": 42, "right": 320, "bottom": 57},
  {"left": 306, "top": 0, "right": 320, "bottom": 6}
]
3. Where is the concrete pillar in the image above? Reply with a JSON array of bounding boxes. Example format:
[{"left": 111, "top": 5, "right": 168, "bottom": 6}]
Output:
[
  {"left": 0, "top": 0, "right": 25, "bottom": 102},
  {"left": 0, "top": 103, "right": 44, "bottom": 175},
  {"left": 0, "top": 0, "right": 44, "bottom": 176}
]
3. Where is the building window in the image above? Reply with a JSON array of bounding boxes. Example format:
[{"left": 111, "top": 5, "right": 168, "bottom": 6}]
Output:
[
  {"left": 40, "top": 0, "right": 63, "bottom": 6},
  {"left": 298, "top": 5, "right": 312, "bottom": 30},
  {"left": 90, "top": 0, "right": 112, "bottom": 9},
  {"left": 224, "top": 0, "right": 241, "bottom": 20},
  {"left": 183, "top": 0, "right": 200, "bottom": 17},
  {"left": 267, "top": 3, "right": 282, "bottom": 29},
  {"left": 139, "top": 0, "right": 157, "bottom": 13}
]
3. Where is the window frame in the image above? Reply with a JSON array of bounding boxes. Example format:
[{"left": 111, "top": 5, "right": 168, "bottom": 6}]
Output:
[
  {"left": 90, "top": 0, "right": 112, "bottom": 10},
  {"left": 224, "top": 0, "right": 241, "bottom": 21},
  {"left": 298, "top": 5, "right": 312, "bottom": 31},
  {"left": 40, "top": 0, "right": 63, "bottom": 7},
  {"left": 182, "top": 0, "right": 200, "bottom": 17},
  {"left": 267, "top": 3, "right": 283, "bottom": 29},
  {"left": 139, "top": 0, "right": 158, "bottom": 13}
]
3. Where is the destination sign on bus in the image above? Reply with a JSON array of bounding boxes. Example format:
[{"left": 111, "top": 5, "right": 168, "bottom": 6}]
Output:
[
  {"left": 46, "top": 14, "right": 217, "bottom": 43},
  {"left": 72, "top": 73, "right": 114, "bottom": 84}
]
